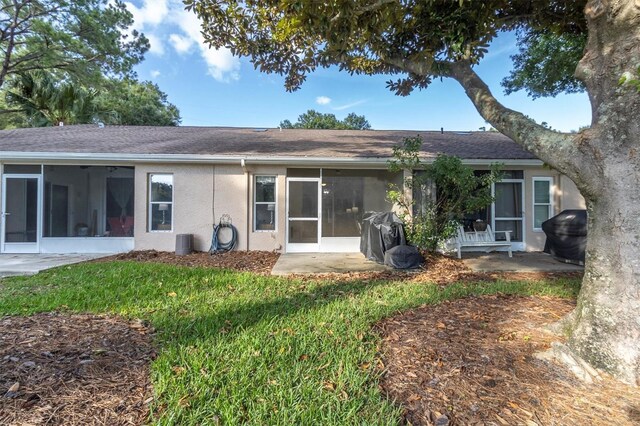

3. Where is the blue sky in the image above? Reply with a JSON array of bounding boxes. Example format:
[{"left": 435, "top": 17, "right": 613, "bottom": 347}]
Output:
[{"left": 126, "top": 0, "right": 591, "bottom": 132}]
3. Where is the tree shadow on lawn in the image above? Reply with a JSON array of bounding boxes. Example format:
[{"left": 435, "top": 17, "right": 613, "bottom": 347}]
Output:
[
  {"left": 149, "top": 273, "right": 398, "bottom": 341},
  {"left": 147, "top": 271, "right": 578, "bottom": 345}
]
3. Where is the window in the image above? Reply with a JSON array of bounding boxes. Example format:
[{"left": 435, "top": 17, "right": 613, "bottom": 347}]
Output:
[
  {"left": 3, "top": 164, "right": 42, "bottom": 174},
  {"left": 501, "top": 170, "right": 524, "bottom": 179},
  {"left": 533, "top": 177, "right": 553, "bottom": 231},
  {"left": 149, "top": 174, "right": 173, "bottom": 231},
  {"left": 254, "top": 176, "right": 276, "bottom": 231}
]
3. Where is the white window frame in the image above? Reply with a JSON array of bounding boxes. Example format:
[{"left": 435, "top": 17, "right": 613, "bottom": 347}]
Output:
[
  {"left": 532, "top": 177, "right": 554, "bottom": 232},
  {"left": 254, "top": 175, "right": 277, "bottom": 232},
  {"left": 148, "top": 173, "right": 174, "bottom": 232}
]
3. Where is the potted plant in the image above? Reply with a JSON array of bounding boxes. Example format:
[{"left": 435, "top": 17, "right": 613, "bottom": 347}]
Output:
[
  {"left": 75, "top": 223, "right": 89, "bottom": 237},
  {"left": 473, "top": 219, "right": 487, "bottom": 232}
]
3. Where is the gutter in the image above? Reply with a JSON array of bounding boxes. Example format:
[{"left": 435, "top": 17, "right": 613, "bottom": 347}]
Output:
[{"left": 0, "top": 151, "right": 544, "bottom": 167}]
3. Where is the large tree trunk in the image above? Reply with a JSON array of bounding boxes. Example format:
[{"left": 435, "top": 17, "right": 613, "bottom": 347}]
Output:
[
  {"left": 568, "top": 179, "right": 640, "bottom": 385},
  {"left": 445, "top": 0, "right": 640, "bottom": 385},
  {"left": 563, "top": 0, "right": 640, "bottom": 385}
]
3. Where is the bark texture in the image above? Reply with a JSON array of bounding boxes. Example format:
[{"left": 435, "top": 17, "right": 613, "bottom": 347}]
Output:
[
  {"left": 447, "top": 0, "right": 640, "bottom": 385},
  {"left": 566, "top": 0, "right": 640, "bottom": 385}
]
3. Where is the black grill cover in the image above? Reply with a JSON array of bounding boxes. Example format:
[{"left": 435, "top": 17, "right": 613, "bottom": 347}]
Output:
[
  {"left": 542, "top": 209, "right": 587, "bottom": 265},
  {"left": 360, "top": 212, "right": 405, "bottom": 263},
  {"left": 384, "top": 245, "right": 424, "bottom": 269}
]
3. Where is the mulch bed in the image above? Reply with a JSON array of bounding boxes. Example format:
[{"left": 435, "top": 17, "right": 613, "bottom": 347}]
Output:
[
  {"left": 377, "top": 294, "right": 640, "bottom": 426},
  {"left": 0, "top": 313, "right": 156, "bottom": 426},
  {"left": 100, "top": 249, "right": 280, "bottom": 275}
]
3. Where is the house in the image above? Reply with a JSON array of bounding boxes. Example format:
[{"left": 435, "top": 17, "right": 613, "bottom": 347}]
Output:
[{"left": 0, "top": 125, "right": 585, "bottom": 254}]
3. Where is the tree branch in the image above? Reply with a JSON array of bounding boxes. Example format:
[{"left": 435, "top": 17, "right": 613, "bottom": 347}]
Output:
[
  {"left": 355, "top": 0, "right": 395, "bottom": 15},
  {"left": 444, "top": 61, "right": 602, "bottom": 191},
  {"left": 0, "top": 108, "right": 27, "bottom": 114},
  {"left": 0, "top": 0, "right": 24, "bottom": 89},
  {"left": 382, "top": 56, "right": 603, "bottom": 197}
]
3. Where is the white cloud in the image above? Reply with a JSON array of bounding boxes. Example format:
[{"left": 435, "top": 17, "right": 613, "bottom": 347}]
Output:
[
  {"left": 124, "top": 0, "right": 240, "bottom": 82},
  {"left": 171, "top": 6, "right": 240, "bottom": 82},
  {"left": 199, "top": 47, "right": 240, "bottom": 81},
  {"left": 316, "top": 96, "right": 331, "bottom": 105},
  {"left": 146, "top": 34, "right": 165, "bottom": 56},
  {"left": 333, "top": 99, "right": 367, "bottom": 111},
  {"left": 169, "top": 33, "right": 194, "bottom": 55},
  {"left": 125, "top": 0, "right": 169, "bottom": 27},
  {"left": 150, "top": 70, "right": 161, "bottom": 78}
]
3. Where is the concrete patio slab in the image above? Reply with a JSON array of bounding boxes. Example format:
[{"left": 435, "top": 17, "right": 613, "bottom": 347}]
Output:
[
  {"left": 271, "top": 252, "right": 390, "bottom": 275},
  {"left": 0, "top": 253, "right": 110, "bottom": 278},
  {"left": 461, "top": 252, "right": 584, "bottom": 273}
]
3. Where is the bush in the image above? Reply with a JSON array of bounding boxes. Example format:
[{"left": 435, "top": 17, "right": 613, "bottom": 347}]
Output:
[{"left": 387, "top": 136, "right": 502, "bottom": 252}]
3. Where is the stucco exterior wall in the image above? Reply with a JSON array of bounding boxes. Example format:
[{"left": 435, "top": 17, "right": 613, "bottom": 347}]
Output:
[
  {"left": 211, "top": 164, "right": 248, "bottom": 251},
  {"left": 559, "top": 175, "right": 587, "bottom": 210},
  {"left": 133, "top": 163, "right": 286, "bottom": 253},
  {"left": 134, "top": 164, "right": 215, "bottom": 252}
]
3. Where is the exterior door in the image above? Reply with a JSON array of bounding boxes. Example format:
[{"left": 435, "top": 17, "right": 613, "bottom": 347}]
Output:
[
  {"left": 1, "top": 175, "right": 42, "bottom": 253},
  {"left": 286, "top": 178, "right": 321, "bottom": 252},
  {"left": 492, "top": 179, "right": 525, "bottom": 251}
]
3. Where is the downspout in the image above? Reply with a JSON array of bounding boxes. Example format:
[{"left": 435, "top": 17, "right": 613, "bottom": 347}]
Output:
[
  {"left": 241, "top": 158, "right": 250, "bottom": 251},
  {"left": 212, "top": 164, "right": 216, "bottom": 234}
]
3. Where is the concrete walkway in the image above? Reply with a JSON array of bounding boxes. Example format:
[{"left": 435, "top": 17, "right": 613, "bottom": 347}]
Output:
[
  {"left": 461, "top": 252, "right": 584, "bottom": 273},
  {"left": 271, "top": 253, "right": 390, "bottom": 276},
  {"left": 0, "top": 254, "right": 110, "bottom": 278},
  {"left": 271, "top": 251, "right": 583, "bottom": 275}
]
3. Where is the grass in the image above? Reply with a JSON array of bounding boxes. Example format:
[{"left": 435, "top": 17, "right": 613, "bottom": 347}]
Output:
[{"left": 0, "top": 262, "right": 581, "bottom": 425}]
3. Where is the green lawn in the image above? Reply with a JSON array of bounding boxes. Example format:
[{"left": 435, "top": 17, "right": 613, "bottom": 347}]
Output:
[{"left": 0, "top": 262, "right": 581, "bottom": 425}]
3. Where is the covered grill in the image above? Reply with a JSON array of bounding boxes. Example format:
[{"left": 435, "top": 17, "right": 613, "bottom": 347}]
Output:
[
  {"left": 542, "top": 209, "right": 587, "bottom": 265},
  {"left": 360, "top": 211, "right": 423, "bottom": 269}
]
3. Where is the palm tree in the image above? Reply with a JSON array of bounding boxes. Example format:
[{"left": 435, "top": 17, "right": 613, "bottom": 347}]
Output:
[{"left": 5, "top": 71, "right": 100, "bottom": 127}]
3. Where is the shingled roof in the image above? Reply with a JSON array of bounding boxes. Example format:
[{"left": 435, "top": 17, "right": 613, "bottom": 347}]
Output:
[{"left": 0, "top": 125, "right": 537, "bottom": 161}]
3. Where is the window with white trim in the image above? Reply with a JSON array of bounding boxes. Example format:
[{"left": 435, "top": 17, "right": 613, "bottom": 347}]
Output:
[
  {"left": 254, "top": 175, "right": 276, "bottom": 231},
  {"left": 149, "top": 174, "right": 173, "bottom": 232},
  {"left": 533, "top": 177, "right": 553, "bottom": 231}
]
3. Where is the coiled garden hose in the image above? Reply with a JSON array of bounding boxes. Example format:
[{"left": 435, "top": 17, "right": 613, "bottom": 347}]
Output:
[{"left": 210, "top": 214, "right": 238, "bottom": 254}]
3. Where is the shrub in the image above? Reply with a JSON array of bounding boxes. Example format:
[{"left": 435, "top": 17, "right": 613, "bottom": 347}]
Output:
[{"left": 387, "top": 136, "right": 502, "bottom": 252}]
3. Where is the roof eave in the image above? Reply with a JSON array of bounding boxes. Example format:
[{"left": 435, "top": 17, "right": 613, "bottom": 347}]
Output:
[{"left": 0, "top": 151, "right": 543, "bottom": 167}]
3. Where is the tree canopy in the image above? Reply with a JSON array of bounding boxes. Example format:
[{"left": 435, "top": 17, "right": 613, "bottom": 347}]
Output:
[
  {"left": 187, "top": 1, "right": 586, "bottom": 94},
  {"left": 502, "top": 29, "right": 587, "bottom": 98},
  {"left": 95, "top": 79, "right": 181, "bottom": 126},
  {"left": 0, "top": 0, "right": 148, "bottom": 90},
  {"left": 2, "top": 72, "right": 181, "bottom": 128},
  {"left": 4, "top": 71, "right": 98, "bottom": 127},
  {"left": 0, "top": 1, "right": 181, "bottom": 128},
  {"left": 189, "top": 0, "right": 640, "bottom": 385},
  {"left": 280, "top": 109, "right": 371, "bottom": 130}
]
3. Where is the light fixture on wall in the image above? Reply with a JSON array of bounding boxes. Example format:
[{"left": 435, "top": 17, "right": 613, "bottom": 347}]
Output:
[{"left": 159, "top": 203, "right": 169, "bottom": 224}]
